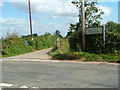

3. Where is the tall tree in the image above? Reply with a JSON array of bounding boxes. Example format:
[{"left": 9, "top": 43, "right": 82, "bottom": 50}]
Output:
[
  {"left": 54, "top": 30, "right": 62, "bottom": 37},
  {"left": 105, "top": 21, "right": 120, "bottom": 33},
  {"left": 67, "top": 0, "right": 104, "bottom": 52},
  {"left": 68, "top": 0, "right": 104, "bottom": 33}
]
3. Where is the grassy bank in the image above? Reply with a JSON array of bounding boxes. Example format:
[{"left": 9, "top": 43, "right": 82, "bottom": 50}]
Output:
[
  {"left": 2, "top": 33, "right": 58, "bottom": 57},
  {"left": 50, "top": 39, "right": 120, "bottom": 63}
]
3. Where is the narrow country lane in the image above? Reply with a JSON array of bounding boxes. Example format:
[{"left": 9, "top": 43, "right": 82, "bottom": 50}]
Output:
[{"left": 3, "top": 48, "right": 52, "bottom": 60}]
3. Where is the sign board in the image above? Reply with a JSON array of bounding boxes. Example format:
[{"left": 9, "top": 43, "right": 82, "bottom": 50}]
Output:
[
  {"left": 24, "top": 41, "right": 28, "bottom": 45},
  {"left": 84, "top": 27, "right": 103, "bottom": 35}
]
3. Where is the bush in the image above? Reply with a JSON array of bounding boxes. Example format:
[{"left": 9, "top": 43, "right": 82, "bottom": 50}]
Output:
[
  {"left": 52, "top": 51, "right": 119, "bottom": 63},
  {"left": 68, "top": 30, "right": 120, "bottom": 54},
  {"left": 2, "top": 38, "right": 33, "bottom": 57},
  {"left": 6, "top": 30, "right": 19, "bottom": 40},
  {"left": 51, "top": 39, "right": 119, "bottom": 63},
  {"left": 51, "top": 39, "right": 70, "bottom": 56},
  {"left": 68, "top": 31, "right": 82, "bottom": 52},
  {"left": 2, "top": 33, "right": 57, "bottom": 57},
  {"left": 53, "top": 52, "right": 81, "bottom": 60},
  {"left": 103, "top": 32, "right": 120, "bottom": 54},
  {"left": 68, "top": 21, "right": 120, "bottom": 54}
]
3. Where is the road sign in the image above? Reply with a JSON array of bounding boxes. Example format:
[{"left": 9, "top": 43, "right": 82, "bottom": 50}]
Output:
[
  {"left": 84, "top": 27, "right": 103, "bottom": 35},
  {"left": 24, "top": 41, "right": 28, "bottom": 45},
  {"left": 84, "top": 26, "right": 106, "bottom": 47}
]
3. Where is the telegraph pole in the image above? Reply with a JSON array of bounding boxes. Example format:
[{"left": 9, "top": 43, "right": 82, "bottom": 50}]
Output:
[
  {"left": 103, "top": 25, "right": 105, "bottom": 47},
  {"left": 28, "top": 0, "right": 33, "bottom": 40},
  {"left": 71, "top": 0, "right": 86, "bottom": 51},
  {"left": 81, "top": 0, "right": 86, "bottom": 51}
]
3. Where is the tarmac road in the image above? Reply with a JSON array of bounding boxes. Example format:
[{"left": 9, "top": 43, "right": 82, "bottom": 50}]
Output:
[{"left": 1, "top": 48, "right": 119, "bottom": 88}]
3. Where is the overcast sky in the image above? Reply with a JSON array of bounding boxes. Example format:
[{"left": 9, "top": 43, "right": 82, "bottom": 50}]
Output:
[{"left": 0, "top": 0, "right": 119, "bottom": 38}]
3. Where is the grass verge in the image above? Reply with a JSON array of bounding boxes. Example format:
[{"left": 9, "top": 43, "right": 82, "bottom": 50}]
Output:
[
  {"left": 50, "top": 39, "right": 120, "bottom": 63},
  {"left": 2, "top": 33, "right": 58, "bottom": 57}
]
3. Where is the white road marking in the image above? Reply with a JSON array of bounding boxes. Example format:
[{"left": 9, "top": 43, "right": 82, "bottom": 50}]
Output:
[
  {"left": 32, "top": 87, "right": 39, "bottom": 88},
  {"left": 0, "top": 87, "right": 2, "bottom": 90},
  {"left": 3, "top": 59, "right": 118, "bottom": 65},
  {"left": 0, "top": 83, "right": 13, "bottom": 87},
  {"left": 20, "top": 86, "right": 28, "bottom": 88}
]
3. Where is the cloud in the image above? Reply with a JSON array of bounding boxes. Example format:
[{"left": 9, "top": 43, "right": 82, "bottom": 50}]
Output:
[
  {"left": 0, "top": 18, "right": 4, "bottom": 23},
  {"left": 11, "top": 0, "right": 78, "bottom": 17},
  {"left": 0, "top": 1, "right": 3, "bottom": 7},
  {"left": 0, "top": 18, "right": 30, "bottom": 37},
  {"left": 1, "top": 18, "right": 28, "bottom": 25},
  {"left": 0, "top": 17, "right": 69, "bottom": 37},
  {"left": 1, "top": 0, "right": 113, "bottom": 37},
  {"left": 98, "top": 5, "right": 111, "bottom": 16},
  {"left": 11, "top": 0, "right": 112, "bottom": 18},
  {"left": 97, "top": 0, "right": 119, "bottom": 2}
]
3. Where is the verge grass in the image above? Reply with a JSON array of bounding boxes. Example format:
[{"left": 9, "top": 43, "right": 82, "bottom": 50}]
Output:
[
  {"left": 2, "top": 34, "right": 57, "bottom": 57},
  {"left": 50, "top": 39, "right": 120, "bottom": 63}
]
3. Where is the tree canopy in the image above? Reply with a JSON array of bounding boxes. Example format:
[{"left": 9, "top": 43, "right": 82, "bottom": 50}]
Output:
[{"left": 68, "top": 0, "right": 104, "bottom": 33}]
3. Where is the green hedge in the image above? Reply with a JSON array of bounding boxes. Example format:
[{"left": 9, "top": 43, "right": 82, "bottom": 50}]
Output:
[
  {"left": 52, "top": 52, "right": 119, "bottom": 63},
  {"left": 68, "top": 31, "right": 120, "bottom": 54},
  {"left": 51, "top": 39, "right": 119, "bottom": 63},
  {"left": 2, "top": 33, "right": 57, "bottom": 57}
]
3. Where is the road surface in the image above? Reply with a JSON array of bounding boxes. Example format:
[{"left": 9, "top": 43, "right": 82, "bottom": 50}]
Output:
[{"left": 0, "top": 48, "right": 119, "bottom": 88}]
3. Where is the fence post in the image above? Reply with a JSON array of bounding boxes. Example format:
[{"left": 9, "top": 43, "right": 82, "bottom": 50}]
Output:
[{"left": 56, "top": 38, "right": 60, "bottom": 49}]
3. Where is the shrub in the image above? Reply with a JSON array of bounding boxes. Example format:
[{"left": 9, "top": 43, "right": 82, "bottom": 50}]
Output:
[
  {"left": 53, "top": 52, "right": 81, "bottom": 60},
  {"left": 68, "top": 31, "right": 82, "bottom": 52},
  {"left": 51, "top": 39, "right": 119, "bottom": 63},
  {"left": 2, "top": 33, "right": 57, "bottom": 57},
  {"left": 6, "top": 30, "right": 19, "bottom": 40},
  {"left": 68, "top": 30, "right": 120, "bottom": 54}
]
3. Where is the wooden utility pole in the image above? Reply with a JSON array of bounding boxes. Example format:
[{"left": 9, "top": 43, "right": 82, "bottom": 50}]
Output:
[
  {"left": 28, "top": 0, "right": 33, "bottom": 40},
  {"left": 103, "top": 25, "right": 105, "bottom": 47},
  {"left": 81, "top": 0, "right": 86, "bottom": 51},
  {"left": 71, "top": 0, "right": 86, "bottom": 51}
]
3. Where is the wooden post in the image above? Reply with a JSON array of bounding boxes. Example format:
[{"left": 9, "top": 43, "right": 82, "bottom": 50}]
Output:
[{"left": 56, "top": 38, "right": 60, "bottom": 49}]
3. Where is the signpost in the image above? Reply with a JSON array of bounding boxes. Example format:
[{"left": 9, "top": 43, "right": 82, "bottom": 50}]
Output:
[
  {"left": 71, "top": 0, "right": 106, "bottom": 50},
  {"left": 84, "top": 26, "right": 106, "bottom": 47},
  {"left": 24, "top": 41, "right": 28, "bottom": 45},
  {"left": 84, "top": 27, "right": 103, "bottom": 35}
]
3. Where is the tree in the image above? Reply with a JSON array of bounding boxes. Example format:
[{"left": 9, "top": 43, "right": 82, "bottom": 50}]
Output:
[
  {"left": 54, "top": 30, "right": 62, "bottom": 37},
  {"left": 33, "top": 33, "right": 38, "bottom": 37},
  {"left": 85, "top": 1, "right": 104, "bottom": 28},
  {"left": 68, "top": 0, "right": 104, "bottom": 33},
  {"left": 67, "top": 0, "right": 104, "bottom": 52},
  {"left": 6, "top": 30, "right": 19, "bottom": 40},
  {"left": 105, "top": 21, "right": 120, "bottom": 33}
]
